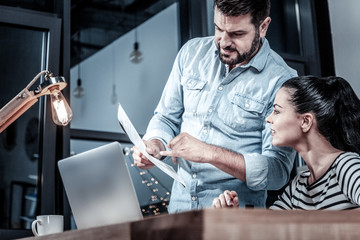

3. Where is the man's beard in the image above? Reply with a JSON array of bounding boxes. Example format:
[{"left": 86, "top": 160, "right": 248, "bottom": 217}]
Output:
[{"left": 217, "top": 30, "right": 261, "bottom": 66}]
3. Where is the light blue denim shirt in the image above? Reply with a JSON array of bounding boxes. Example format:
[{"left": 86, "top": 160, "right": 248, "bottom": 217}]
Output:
[{"left": 144, "top": 36, "right": 297, "bottom": 213}]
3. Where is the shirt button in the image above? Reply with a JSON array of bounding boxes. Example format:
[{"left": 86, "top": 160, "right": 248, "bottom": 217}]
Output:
[
  {"left": 192, "top": 173, "right": 197, "bottom": 179},
  {"left": 245, "top": 103, "right": 250, "bottom": 108},
  {"left": 202, "top": 129, "right": 208, "bottom": 134},
  {"left": 187, "top": 82, "right": 193, "bottom": 87},
  {"left": 218, "top": 86, "right": 223, "bottom": 91},
  {"left": 192, "top": 196, "right": 196, "bottom": 201},
  {"left": 208, "top": 108, "right": 213, "bottom": 113}
]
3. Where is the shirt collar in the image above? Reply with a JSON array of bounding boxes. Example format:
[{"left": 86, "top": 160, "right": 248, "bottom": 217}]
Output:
[{"left": 244, "top": 38, "right": 270, "bottom": 72}]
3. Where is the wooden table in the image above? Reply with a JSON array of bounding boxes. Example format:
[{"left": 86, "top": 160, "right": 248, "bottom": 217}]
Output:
[{"left": 20, "top": 208, "right": 360, "bottom": 239}]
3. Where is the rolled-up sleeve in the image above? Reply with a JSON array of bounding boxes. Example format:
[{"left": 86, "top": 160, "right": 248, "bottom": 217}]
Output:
[{"left": 244, "top": 120, "right": 296, "bottom": 191}]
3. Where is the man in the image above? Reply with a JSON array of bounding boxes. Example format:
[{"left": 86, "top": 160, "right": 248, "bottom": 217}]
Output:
[{"left": 133, "top": 0, "right": 297, "bottom": 213}]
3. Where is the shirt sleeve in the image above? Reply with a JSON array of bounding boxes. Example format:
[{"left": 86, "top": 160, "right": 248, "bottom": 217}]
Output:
[
  {"left": 244, "top": 92, "right": 297, "bottom": 191},
  {"left": 336, "top": 153, "right": 360, "bottom": 205},
  {"left": 270, "top": 178, "right": 296, "bottom": 210}
]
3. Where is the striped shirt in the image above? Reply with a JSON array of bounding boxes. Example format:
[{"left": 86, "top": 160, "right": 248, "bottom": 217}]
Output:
[{"left": 270, "top": 152, "right": 360, "bottom": 210}]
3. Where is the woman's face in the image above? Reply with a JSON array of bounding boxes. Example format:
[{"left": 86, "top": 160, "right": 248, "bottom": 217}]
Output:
[{"left": 266, "top": 87, "right": 303, "bottom": 148}]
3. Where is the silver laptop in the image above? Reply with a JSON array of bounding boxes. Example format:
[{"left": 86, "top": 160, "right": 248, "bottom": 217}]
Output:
[{"left": 58, "top": 141, "right": 143, "bottom": 229}]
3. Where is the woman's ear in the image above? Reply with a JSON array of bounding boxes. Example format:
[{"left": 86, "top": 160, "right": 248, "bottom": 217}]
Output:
[{"left": 301, "top": 113, "right": 314, "bottom": 133}]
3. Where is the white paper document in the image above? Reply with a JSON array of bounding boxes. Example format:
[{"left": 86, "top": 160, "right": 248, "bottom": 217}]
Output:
[{"left": 117, "top": 103, "right": 186, "bottom": 187}]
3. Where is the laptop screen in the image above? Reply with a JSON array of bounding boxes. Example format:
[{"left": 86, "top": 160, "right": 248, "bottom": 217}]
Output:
[{"left": 58, "top": 141, "right": 143, "bottom": 229}]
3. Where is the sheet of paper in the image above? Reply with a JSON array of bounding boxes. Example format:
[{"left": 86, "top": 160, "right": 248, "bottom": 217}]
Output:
[{"left": 117, "top": 103, "right": 186, "bottom": 187}]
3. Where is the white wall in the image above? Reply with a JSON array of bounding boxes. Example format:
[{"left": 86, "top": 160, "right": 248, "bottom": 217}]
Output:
[
  {"left": 70, "top": 3, "right": 179, "bottom": 135},
  {"left": 69, "top": 3, "right": 179, "bottom": 207},
  {"left": 328, "top": 0, "right": 360, "bottom": 96}
]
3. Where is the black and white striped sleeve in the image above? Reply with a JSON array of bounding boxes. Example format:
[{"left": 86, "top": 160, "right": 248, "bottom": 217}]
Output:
[{"left": 336, "top": 152, "right": 360, "bottom": 205}]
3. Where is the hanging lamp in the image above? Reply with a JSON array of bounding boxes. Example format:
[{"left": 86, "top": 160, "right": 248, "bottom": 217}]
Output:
[
  {"left": 111, "top": 45, "right": 118, "bottom": 104},
  {"left": 73, "top": 63, "right": 85, "bottom": 98},
  {"left": 129, "top": 27, "right": 143, "bottom": 64}
]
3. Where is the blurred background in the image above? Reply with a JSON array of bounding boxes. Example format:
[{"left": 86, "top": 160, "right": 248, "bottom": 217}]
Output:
[{"left": 0, "top": 0, "right": 359, "bottom": 238}]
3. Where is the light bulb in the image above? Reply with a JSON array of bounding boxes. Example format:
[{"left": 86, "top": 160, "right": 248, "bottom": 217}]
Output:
[
  {"left": 129, "top": 42, "right": 143, "bottom": 64},
  {"left": 111, "top": 84, "right": 118, "bottom": 104},
  {"left": 73, "top": 78, "right": 85, "bottom": 98},
  {"left": 50, "top": 90, "right": 73, "bottom": 126}
]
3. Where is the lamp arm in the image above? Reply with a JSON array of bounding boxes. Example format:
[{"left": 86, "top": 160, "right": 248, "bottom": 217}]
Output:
[
  {"left": 0, "top": 88, "right": 38, "bottom": 133},
  {"left": 26, "top": 70, "right": 49, "bottom": 90},
  {"left": 0, "top": 70, "right": 72, "bottom": 133},
  {"left": 0, "top": 70, "right": 50, "bottom": 133}
]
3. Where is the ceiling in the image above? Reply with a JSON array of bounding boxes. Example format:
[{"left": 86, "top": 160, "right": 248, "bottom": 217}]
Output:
[
  {"left": 0, "top": 0, "right": 176, "bottom": 67},
  {"left": 71, "top": 0, "right": 176, "bottom": 66}
]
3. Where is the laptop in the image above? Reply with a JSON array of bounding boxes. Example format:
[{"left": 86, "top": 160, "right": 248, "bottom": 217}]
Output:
[{"left": 58, "top": 141, "right": 143, "bottom": 229}]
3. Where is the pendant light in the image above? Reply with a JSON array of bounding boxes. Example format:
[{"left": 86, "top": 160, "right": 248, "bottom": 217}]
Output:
[
  {"left": 110, "top": 84, "right": 118, "bottom": 105},
  {"left": 129, "top": 27, "right": 143, "bottom": 64},
  {"left": 73, "top": 31, "right": 85, "bottom": 98},
  {"left": 111, "top": 45, "right": 118, "bottom": 104},
  {"left": 73, "top": 63, "right": 85, "bottom": 98}
]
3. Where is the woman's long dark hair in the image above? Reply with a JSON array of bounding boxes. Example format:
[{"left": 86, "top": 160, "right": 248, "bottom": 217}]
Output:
[{"left": 282, "top": 76, "right": 360, "bottom": 154}]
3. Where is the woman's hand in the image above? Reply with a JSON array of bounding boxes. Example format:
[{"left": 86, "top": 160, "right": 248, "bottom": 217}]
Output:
[{"left": 212, "top": 190, "right": 239, "bottom": 208}]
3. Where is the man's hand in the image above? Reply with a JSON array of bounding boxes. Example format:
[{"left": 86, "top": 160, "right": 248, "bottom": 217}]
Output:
[
  {"left": 159, "top": 132, "right": 212, "bottom": 164},
  {"left": 212, "top": 190, "right": 239, "bottom": 208},
  {"left": 132, "top": 139, "right": 165, "bottom": 169}
]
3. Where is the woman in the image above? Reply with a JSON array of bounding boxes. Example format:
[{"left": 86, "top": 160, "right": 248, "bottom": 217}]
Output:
[{"left": 213, "top": 76, "right": 360, "bottom": 210}]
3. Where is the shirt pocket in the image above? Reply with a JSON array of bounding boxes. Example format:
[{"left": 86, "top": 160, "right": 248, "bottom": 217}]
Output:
[
  {"left": 220, "top": 93, "right": 266, "bottom": 131},
  {"left": 180, "top": 76, "right": 207, "bottom": 113}
]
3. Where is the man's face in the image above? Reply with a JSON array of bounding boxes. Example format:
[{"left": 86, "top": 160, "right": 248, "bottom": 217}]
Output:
[{"left": 214, "top": 7, "right": 269, "bottom": 66}]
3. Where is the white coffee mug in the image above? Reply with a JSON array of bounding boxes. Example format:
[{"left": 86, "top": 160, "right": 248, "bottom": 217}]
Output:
[{"left": 31, "top": 215, "right": 64, "bottom": 236}]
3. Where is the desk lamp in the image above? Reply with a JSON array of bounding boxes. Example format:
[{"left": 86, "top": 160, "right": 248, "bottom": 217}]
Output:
[{"left": 0, "top": 70, "right": 73, "bottom": 133}]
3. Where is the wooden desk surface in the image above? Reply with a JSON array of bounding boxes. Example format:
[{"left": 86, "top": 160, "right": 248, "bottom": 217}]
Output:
[{"left": 20, "top": 208, "right": 360, "bottom": 240}]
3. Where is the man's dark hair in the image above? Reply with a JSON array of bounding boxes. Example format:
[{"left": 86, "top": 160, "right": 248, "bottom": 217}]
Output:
[{"left": 214, "top": 0, "right": 270, "bottom": 27}]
